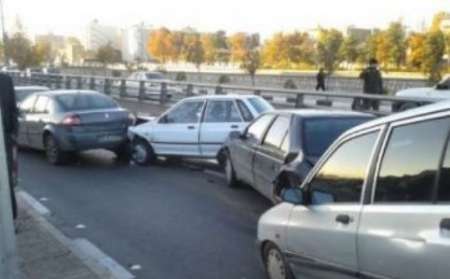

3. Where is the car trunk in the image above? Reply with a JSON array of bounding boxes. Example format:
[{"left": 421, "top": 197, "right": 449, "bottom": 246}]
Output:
[{"left": 70, "top": 109, "right": 129, "bottom": 133}]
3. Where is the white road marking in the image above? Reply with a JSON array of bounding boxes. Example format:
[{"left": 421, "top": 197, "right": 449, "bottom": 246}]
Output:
[
  {"left": 129, "top": 265, "right": 142, "bottom": 271},
  {"left": 75, "top": 224, "right": 86, "bottom": 229},
  {"left": 39, "top": 197, "right": 49, "bottom": 202}
]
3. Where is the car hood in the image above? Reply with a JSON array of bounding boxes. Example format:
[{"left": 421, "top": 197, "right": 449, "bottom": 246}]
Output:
[{"left": 395, "top": 87, "right": 433, "bottom": 98}]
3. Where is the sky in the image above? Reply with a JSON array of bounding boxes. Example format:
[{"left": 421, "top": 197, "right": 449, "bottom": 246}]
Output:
[{"left": 4, "top": 0, "right": 449, "bottom": 39}]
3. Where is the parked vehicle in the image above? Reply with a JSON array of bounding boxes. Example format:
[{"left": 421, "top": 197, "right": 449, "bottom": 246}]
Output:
[
  {"left": 15, "top": 86, "right": 49, "bottom": 103},
  {"left": 127, "top": 71, "right": 182, "bottom": 95},
  {"left": 257, "top": 100, "right": 450, "bottom": 279},
  {"left": 18, "top": 90, "right": 133, "bottom": 164},
  {"left": 393, "top": 75, "right": 449, "bottom": 111},
  {"left": 221, "top": 110, "right": 373, "bottom": 201},
  {"left": 128, "top": 95, "right": 273, "bottom": 165}
]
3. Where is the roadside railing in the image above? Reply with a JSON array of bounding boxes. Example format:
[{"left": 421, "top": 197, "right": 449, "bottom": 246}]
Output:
[{"left": 7, "top": 71, "right": 437, "bottom": 116}]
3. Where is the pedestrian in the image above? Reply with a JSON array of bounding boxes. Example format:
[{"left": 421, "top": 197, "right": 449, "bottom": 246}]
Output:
[
  {"left": 316, "top": 68, "right": 326, "bottom": 91},
  {"left": 354, "top": 58, "right": 383, "bottom": 111},
  {"left": 0, "top": 74, "right": 19, "bottom": 220}
]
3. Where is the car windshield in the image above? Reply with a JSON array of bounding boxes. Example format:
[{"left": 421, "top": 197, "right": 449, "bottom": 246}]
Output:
[
  {"left": 303, "top": 117, "right": 371, "bottom": 157},
  {"left": 437, "top": 77, "right": 450, "bottom": 90},
  {"left": 146, "top": 73, "right": 165, "bottom": 80},
  {"left": 56, "top": 94, "right": 117, "bottom": 111},
  {"left": 247, "top": 97, "right": 273, "bottom": 113}
]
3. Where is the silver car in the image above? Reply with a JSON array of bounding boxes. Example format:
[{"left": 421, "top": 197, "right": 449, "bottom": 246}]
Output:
[{"left": 257, "top": 100, "right": 450, "bottom": 279}]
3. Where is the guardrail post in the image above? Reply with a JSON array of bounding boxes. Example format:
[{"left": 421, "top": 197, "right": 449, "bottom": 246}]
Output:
[
  {"left": 215, "top": 85, "right": 223, "bottom": 95},
  {"left": 138, "top": 81, "right": 146, "bottom": 101},
  {"left": 186, "top": 84, "right": 194, "bottom": 97},
  {"left": 89, "top": 77, "right": 96, "bottom": 90},
  {"left": 254, "top": 89, "right": 261, "bottom": 96},
  {"left": 119, "top": 80, "right": 127, "bottom": 98},
  {"left": 76, "top": 76, "right": 82, "bottom": 89},
  {"left": 104, "top": 79, "right": 111, "bottom": 95},
  {"left": 295, "top": 93, "right": 304, "bottom": 108},
  {"left": 160, "top": 82, "right": 167, "bottom": 104},
  {"left": 55, "top": 76, "right": 62, "bottom": 89},
  {"left": 65, "top": 77, "right": 72, "bottom": 89}
]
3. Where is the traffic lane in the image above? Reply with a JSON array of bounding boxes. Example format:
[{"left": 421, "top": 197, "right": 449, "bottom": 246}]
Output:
[{"left": 19, "top": 150, "right": 271, "bottom": 279}]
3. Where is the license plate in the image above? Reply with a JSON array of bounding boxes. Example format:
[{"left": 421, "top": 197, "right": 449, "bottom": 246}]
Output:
[{"left": 98, "top": 135, "right": 122, "bottom": 143}]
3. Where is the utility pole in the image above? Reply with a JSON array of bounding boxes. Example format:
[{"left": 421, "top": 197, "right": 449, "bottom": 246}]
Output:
[
  {"left": 0, "top": 0, "right": 8, "bottom": 66},
  {"left": 0, "top": 105, "right": 19, "bottom": 278}
]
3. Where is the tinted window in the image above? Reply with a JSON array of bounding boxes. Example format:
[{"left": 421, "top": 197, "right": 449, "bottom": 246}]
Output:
[
  {"left": 309, "top": 132, "right": 378, "bottom": 205},
  {"left": 303, "top": 117, "right": 371, "bottom": 157},
  {"left": 247, "top": 97, "right": 273, "bottom": 114},
  {"left": 56, "top": 94, "right": 117, "bottom": 111},
  {"left": 438, "top": 137, "right": 450, "bottom": 202},
  {"left": 34, "top": 96, "right": 49, "bottom": 113},
  {"left": 165, "top": 101, "right": 204, "bottom": 124},
  {"left": 247, "top": 114, "right": 275, "bottom": 142},
  {"left": 236, "top": 100, "right": 254, "bottom": 122},
  {"left": 204, "top": 100, "right": 241, "bottom": 123},
  {"left": 263, "top": 116, "right": 290, "bottom": 150},
  {"left": 375, "top": 118, "right": 449, "bottom": 203}
]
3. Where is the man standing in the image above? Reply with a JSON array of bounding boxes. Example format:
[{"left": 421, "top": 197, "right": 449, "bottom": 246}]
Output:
[
  {"left": 358, "top": 58, "right": 383, "bottom": 110},
  {"left": 316, "top": 68, "right": 326, "bottom": 91},
  {"left": 0, "top": 74, "right": 19, "bottom": 220}
]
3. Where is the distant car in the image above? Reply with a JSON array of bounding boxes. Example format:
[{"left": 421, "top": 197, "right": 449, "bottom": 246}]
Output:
[
  {"left": 127, "top": 71, "right": 182, "bottom": 95},
  {"left": 18, "top": 90, "right": 133, "bottom": 164},
  {"left": 257, "top": 100, "right": 450, "bottom": 279},
  {"left": 128, "top": 95, "right": 273, "bottom": 165},
  {"left": 221, "top": 110, "right": 374, "bottom": 201},
  {"left": 393, "top": 75, "right": 450, "bottom": 111},
  {"left": 14, "top": 86, "right": 49, "bottom": 103}
]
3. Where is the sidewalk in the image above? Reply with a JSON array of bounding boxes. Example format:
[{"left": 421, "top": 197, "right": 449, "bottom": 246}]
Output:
[{"left": 15, "top": 194, "right": 103, "bottom": 279}]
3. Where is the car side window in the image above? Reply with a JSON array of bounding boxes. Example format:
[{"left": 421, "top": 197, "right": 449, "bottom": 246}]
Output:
[
  {"left": 236, "top": 100, "right": 254, "bottom": 122},
  {"left": 263, "top": 116, "right": 290, "bottom": 151},
  {"left": 309, "top": 131, "right": 379, "bottom": 205},
  {"left": 375, "top": 117, "right": 449, "bottom": 203},
  {"left": 438, "top": 136, "right": 450, "bottom": 202},
  {"left": 34, "top": 96, "right": 49, "bottom": 113},
  {"left": 20, "top": 95, "right": 37, "bottom": 113},
  {"left": 164, "top": 101, "right": 204, "bottom": 124},
  {"left": 204, "top": 100, "right": 242, "bottom": 123},
  {"left": 246, "top": 114, "right": 275, "bottom": 142}
]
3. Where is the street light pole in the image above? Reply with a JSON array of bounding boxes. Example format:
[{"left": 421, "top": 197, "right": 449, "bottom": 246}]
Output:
[{"left": 0, "top": 0, "right": 8, "bottom": 66}]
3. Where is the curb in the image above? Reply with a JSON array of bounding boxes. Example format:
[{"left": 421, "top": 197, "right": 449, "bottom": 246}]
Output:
[{"left": 16, "top": 191, "right": 135, "bottom": 279}]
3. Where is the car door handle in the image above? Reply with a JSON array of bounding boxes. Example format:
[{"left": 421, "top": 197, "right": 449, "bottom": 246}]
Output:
[
  {"left": 440, "top": 219, "right": 450, "bottom": 231},
  {"left": 187, "top": 125, "right": 196, "bottom": 130},
  {"left": 336, "top": 214, "right": 352, "bottom": 225},
  {"left": 230, "top": 125, "right": 239, "bottom": 129}
]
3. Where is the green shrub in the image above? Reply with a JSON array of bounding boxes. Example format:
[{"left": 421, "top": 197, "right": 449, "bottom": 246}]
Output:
[
  {"left": 218, "top": 75, "right": 231, "bottom": 84},
  {"left": 283, "top": 79, "right": 297, "bottom": 89},
  {"left": 175, "top": 72, "right": 187, "bottom": 81}
]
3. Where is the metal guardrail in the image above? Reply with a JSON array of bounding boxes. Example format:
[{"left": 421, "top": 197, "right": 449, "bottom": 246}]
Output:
[{"left": 7, "top": 71, "right": 437, "bottom": 116}]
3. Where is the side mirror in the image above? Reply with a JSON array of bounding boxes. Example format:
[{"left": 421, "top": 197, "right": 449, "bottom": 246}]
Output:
[{"left": 281, "top": 187, "right": 305, "bottom": 205}]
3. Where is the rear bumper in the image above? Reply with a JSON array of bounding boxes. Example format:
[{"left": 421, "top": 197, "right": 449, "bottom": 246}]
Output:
[{"left": 55, "top": 128, "right": 128, "bottom": 151}]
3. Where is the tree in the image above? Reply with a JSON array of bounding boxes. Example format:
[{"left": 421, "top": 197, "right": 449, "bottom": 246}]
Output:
[
  {"left": 422, "top": 30, "right": 446, "bottom": 82},
  {"left": 6, "top": 33, "right": 33, "bottom": 70},
  {"left": 183, "top": 33, "right": 204, "bottom": 70},
  {"left": 229, "top": 33, "right": 261, "bottom": 85},
  {"left": 33, "top": 40, "right": 53, "bottom": 65},
  {"left": 431, "top": 11, "right": 450, "bottom": 32},
  {"left": 385, "top": 21, "right": 407, "bottom": 69},
  {"left": 147, "top": 28, "right": 174, "bottom": 64},
  {"left": 262, "top": 33, "right": 288, "bottom": 68},
  {"left": 316, "top": 28, "right": 344, "bottom": 73},
  {"left": 170, "top": 31, "right": 186, "bottom": 61},
  {"left": 407, "top": 32, "right": 426, "bottom": 70},
  {"left": 340, "top": 33, "right": 359, "bottom": 68},
  {"left": 375, "top": 31, "right": 390, "bottom": 68},
  {"left": 96, "top": 44, "right": 122, "bottom": 67},
  {"left": 201, "top": 33, "right": 217, "bottom": 64},
  {"left": 213, "top": 30, "right": 230, "bottom": 63}
]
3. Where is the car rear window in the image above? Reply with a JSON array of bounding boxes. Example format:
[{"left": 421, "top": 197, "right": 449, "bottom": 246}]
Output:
[
  {"left": 56, "top": 94, "right": 117, "bottom": 111},
  {"left": 303, "top": 117, "right": 371, "bottom": 157},
  {"left": 247, "top": 97, "right": 273, "bottom": 114}
]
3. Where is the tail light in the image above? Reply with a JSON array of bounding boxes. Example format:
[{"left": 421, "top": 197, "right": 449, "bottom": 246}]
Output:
[{"left": 62, "top": 114, "right": 81, "bottom": 126}]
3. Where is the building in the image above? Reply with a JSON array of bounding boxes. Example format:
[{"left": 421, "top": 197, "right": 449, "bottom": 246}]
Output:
[
  {"left": 346, "top": 26, "right": 372, "bottom": 43},
  {"left": 35, "top": 33, "right": 65, "bottom": 50},
  {"left": 85, "top": 19, "right": 121, "bottom": 51},
  {"left": 121, "top": 23, "right": 153, "bottom": 63},
  {"left": 60, "top": 38, "right": 85, "bottom": 66}
]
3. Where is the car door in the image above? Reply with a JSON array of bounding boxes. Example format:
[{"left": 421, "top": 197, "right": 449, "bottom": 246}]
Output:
[
  {"left": 358, "top": 115, "right": 450, "bottom": 279},
  {"left": 253, "top": 115, "right": 290, "bottom": 200},
  {"left": 200, "top": 99, "right": 246, "bottom": 157},
  {"left": 286, "top": 130, "right": 380, "bottom": 279},
  {"left": 17, "top": 95, "right": 37, "bottom": 146},
  {"left": 27, "top": 95, "right": 50, "bottom": 149},
  {"left": 230, "top": 114, "right": 276, "bottom": 185},
  {"left": 151, "top": 100, "right": 205, "bottom": 156}
]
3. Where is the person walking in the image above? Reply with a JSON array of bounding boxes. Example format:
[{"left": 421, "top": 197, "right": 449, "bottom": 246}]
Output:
[
  {"left": 316, "top": 68, "right": 326, "bottom": 91},
  {"left": 355, "top": 58, "right": 383, "bottom": 111},
  {"left": 0, "top": 74, "right": 19, "bottom": 220}
]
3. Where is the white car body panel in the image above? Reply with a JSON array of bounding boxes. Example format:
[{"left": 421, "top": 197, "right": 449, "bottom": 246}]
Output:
[{"left": 396, "top": 77, "right": 450, "bottom": 101}]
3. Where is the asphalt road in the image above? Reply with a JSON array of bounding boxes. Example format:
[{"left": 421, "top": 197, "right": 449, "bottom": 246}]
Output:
[{"left": 18, "top": 149, "right": 272, "bottom": 279}]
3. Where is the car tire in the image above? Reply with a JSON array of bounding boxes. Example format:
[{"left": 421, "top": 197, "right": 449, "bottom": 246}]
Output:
[
  {"left": 44, "top": 134, "right": 67, "bottom": 165},
  {"left": 131, "top": 138, "right": 155, "bottom": 166},
  {"left": 224, "top": 151, "right": 239, "bottom": 188},
  {"left": 114, "top": 143, "right": 131, "bottom": 163},
  {"left": 263, "top": 242, "right": 295, "bottom": 279}
]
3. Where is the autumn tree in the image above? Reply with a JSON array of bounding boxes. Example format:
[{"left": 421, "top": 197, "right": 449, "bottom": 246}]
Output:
[
  {"left": 183, "top": 33, "right": 204, "bottom": 70},
  {"left": 316, "top": 28, "right": 344, "bottom": 73},
  {"left": 147, "top": 28, "right": 174, "bottom": 64},
  {"left": 201, "top": 33, "right": 217, "bottom": 64},
  {"left": 33, "top": 40, "right": 53, "bottom": 65},
  {"left": 262, "top": 33, "right": 288, "bottom": 68},
  {"left": 340, "top": 33, "right": 360, "bottom": 68},
  {"left": 96, "top": 43, "right": 122, "bottom": 67},
  {"left": 229, "top": 33, "right": 260, "bottom": 85},
  {"left": 170, "top": 31, "right": 186, "bottom": 61},
  {"left": 407, "top": 32, "right": 426, "bottom": 70},
  {"left": 422, "top": 30, "right": 446, "bottom": 82},
  {"left": 213, "top": 30, "right": 230, "bottom": 63},
  {"left": 431, "top": 11, "right": 450, "bottom": 32},
  {"left": 385, "top": 21, "right": 407, "bottom": 69},
  {"left": 7, "top": 33, "right": 34, "bottom": 70}
]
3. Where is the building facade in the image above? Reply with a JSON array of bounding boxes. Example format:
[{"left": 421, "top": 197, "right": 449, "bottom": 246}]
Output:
[
  {"left": 121, "top": 23, "right": 153, "bottom": 63},
  {"left": 85, "top": 20, "right": 121, "bottom": 51}
]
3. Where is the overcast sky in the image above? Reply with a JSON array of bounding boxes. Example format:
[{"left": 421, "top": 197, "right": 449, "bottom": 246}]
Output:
[{"left": 4, "top": 0, "right": 449, "bottom": 38}]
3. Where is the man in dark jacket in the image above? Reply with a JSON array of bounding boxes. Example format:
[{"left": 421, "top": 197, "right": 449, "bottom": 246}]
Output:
[
  {"left": 0, "top": 74, "right": 19, "bottom": 220},
  {"left": 358, "top": 58, "right": 383, "bottom": 110},
  {"left": 316, "top": 68, "right": 326, "bottom": 91}
]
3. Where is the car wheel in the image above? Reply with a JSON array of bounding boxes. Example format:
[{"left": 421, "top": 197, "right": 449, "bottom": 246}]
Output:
[
  {"left": 224, "top": 152, "right": 239, "bottom": 188},
  {"left": 44, "top": 135, "right": 67, "bottom": 165},
  {"left": 114, "top": 143, "right": 131, "bottom": 163},
  {"left": 131, "top": 138, "right": 155, "bottom": 166},
  {"left": 263, "top": 243, "right": 295, "bottom": 279}
]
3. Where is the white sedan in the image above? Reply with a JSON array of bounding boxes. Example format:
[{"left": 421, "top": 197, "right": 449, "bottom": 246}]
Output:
[{"left": 128, "top": 95, "right": 273, "bottom": 165}]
